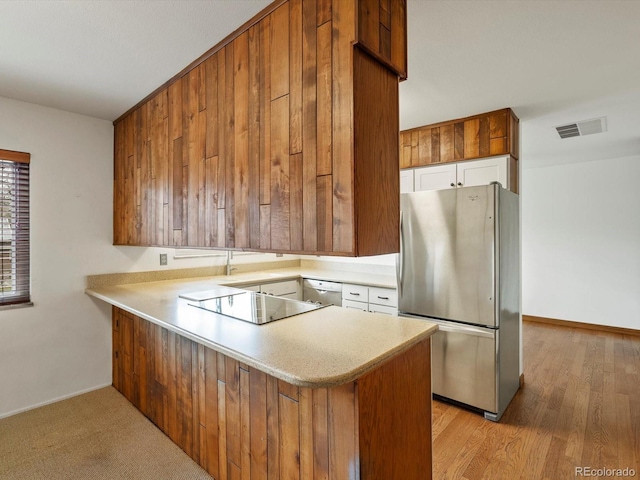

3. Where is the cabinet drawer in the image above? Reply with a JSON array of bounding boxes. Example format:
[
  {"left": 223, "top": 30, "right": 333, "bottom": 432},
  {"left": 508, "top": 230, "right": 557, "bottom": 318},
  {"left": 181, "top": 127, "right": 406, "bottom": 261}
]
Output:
[
  {"left": 342, "top": 299, "right": 369, "bottom": 311},
  {"left": 342, "top": 284, "right": 369, "bottom": 302},
  {"left": 368, "top": 304, "right": 398, "bottom": 316},
  {"left": 368, "top": 287, "right": 397, "bottom": 307},
  {"left": 260, "top": 280, "right": 299, "bottom": 296}
]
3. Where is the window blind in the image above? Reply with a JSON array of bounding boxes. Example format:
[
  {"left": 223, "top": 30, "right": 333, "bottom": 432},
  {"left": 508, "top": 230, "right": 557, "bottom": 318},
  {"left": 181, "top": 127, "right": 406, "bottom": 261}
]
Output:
[{"left": 0, "top": 149, "right": 30, "bottom": 306}]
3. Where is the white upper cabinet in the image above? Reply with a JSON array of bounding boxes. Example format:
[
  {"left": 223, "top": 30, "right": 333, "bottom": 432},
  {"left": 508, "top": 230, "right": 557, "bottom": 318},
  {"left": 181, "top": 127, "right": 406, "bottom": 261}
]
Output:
[
  {"left": 457, "top": 156, "right": 509, "bottom": 189},
  {"left": 412, "top": 155, "right": 510, "bottom": 192},
  {"left": 400, "top": 169, "right": 415, "bottom": 193},
  {"left": 413, "top": 163, "right": 457, "bottom": 192}
]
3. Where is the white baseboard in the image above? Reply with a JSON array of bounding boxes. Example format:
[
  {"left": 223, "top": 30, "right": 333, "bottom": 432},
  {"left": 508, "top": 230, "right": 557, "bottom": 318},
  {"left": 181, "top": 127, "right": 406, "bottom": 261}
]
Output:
[{"left": 0, "top": 382, "right": 113, "bottom": 420}]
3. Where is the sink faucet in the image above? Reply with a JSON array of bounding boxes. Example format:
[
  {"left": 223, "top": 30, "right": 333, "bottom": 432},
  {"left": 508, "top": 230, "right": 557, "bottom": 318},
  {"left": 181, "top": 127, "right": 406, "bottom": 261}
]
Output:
[{"left": 226, "top": 250, "right": 237, "bottom": 276}]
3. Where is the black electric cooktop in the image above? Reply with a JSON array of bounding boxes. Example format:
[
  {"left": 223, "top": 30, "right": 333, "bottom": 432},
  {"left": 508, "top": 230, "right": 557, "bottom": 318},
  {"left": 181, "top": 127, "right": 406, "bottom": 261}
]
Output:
[{"left": 180, "top": 287, "right": 327, "bottom": 325}]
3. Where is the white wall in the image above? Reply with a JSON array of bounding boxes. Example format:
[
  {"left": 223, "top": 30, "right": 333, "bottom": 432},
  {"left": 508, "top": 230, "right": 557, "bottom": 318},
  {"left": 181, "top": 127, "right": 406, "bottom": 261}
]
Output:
[
  {"left": 522, "top": 154, "right": 640, "bottom": 329},
  {"left": 0, "top": 96, "right": 291, "bottom": 418}
]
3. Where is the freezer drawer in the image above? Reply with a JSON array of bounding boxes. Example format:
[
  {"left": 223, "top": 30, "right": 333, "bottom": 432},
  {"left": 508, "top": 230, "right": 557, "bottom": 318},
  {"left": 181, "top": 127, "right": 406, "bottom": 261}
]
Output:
[{"left": 430, "top": 319, "right": 497, "bottom": 414}]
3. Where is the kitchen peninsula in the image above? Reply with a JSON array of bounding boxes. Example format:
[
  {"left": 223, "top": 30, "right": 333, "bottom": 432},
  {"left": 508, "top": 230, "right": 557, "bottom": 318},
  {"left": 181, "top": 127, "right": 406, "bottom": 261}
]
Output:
[{"left": 86, "top": 271, "right": 437, "bottom": 479}]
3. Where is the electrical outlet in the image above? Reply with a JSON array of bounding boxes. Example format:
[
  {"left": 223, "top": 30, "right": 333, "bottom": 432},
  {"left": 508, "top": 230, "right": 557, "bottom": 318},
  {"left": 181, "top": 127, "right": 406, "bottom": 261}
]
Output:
[{"left": 160, "top": 253, "right": 167, "bottom": 266}]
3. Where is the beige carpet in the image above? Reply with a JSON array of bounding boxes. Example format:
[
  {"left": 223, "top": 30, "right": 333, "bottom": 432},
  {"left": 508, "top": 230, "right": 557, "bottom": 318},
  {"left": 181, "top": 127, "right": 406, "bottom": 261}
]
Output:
[{"left": 0, "top": 387, "right": 212, "bottom": 479}]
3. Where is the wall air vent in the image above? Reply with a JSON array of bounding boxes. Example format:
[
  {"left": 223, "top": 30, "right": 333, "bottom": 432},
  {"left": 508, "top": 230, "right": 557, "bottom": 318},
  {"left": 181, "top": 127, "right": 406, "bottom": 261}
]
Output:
[{"left": 555, "top": 117, "right": 607, "bottom": 139}]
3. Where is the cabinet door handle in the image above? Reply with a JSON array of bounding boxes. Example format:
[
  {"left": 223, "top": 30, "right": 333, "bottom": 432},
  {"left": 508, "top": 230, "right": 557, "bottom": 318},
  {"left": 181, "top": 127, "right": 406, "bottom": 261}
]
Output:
[
  {"left": 349, "top": 292, "right": 360, "bottom": 296},
  {"left": 450, "top": 183, "right": 455, "bottom": 187},
  {"left": 457, "top": 182, "right": 463, "bottom": 186},
  {"left": 377, "top": 296, "right": 389, "bottom": 300}
]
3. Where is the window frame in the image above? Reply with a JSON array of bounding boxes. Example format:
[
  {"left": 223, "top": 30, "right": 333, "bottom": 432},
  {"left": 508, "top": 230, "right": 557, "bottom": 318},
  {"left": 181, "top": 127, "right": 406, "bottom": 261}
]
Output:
[{"left": 0, "top": 148, "right": 31, "bottom": 308}]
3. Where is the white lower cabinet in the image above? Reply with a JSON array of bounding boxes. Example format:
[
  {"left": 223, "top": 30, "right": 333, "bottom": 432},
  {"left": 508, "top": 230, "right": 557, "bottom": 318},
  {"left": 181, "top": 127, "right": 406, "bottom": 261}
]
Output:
[{"left": 342, "top": 284, "right": 398, "bottom": 316}]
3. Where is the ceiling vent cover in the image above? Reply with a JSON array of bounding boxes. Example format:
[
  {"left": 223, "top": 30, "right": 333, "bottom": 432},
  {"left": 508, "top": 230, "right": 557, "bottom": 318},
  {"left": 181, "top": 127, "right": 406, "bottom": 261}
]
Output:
[{"left": 556, "top": 117, "right": 607, "bottom": 139}]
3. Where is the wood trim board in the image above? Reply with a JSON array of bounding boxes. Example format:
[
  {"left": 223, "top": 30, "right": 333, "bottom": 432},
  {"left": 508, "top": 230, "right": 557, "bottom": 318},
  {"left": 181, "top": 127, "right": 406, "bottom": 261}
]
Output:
[{"left": 523, "top": 315, "right": 640, "bottom": 337}]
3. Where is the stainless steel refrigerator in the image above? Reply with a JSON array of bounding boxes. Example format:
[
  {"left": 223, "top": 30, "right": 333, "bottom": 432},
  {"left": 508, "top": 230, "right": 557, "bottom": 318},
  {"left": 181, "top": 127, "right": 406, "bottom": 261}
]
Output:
[{"left": 397, "top": 183, "right": 520, "bottom": 421}]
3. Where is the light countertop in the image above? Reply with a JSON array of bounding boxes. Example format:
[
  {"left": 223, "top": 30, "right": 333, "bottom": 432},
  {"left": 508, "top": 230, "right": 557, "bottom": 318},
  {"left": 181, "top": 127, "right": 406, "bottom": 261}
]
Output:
[{"left": 86, "top": 267, "right": 437, "bottom": 388}]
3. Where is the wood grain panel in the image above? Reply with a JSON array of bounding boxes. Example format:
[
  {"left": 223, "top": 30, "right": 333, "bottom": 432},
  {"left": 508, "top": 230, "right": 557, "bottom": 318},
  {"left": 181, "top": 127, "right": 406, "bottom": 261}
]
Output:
[
  {"left": 279, "top": 394, "right": 301, "bottom": 479},
  {"left": 249, "top": 368, "right": 268, "bottom": 478},
  {"left": 248, "top": 25, "right": 262, "bottom": 250},
  {"left": 509, "top": 110, "right": 519, "bottom": 159},
  {"left": 328, "top": 382, "right": 358, "bottom": 480},
  {"left": 270, "top": 95, "right": 291, "bottom": 251},
  {"left": 289, "top": 0, "right": 303, "bottom": 154},
  {"left": 312, "top": 388, "right": 330, "bottom": 479},
  {"left": 266, "top": 375, "right": 280, "bottom": 480},
  {"left": 478, "top": 115, "right": 490, "bottom": 157},
  {"left": 358, "top": 339, "right": 432, "bottom": 479},
  {"left": 302, "top": 0, "right": 318, "bottom": 251},
  {"left": 353, "top": 48, "right": 399, "bottom": 256},
  {"left": 316, "top": 0, "right": 331, "bottom": 25},
  {"left": 114, "top": 0, "right": 404, "bottom": 257},
  {"left": 240, "top": 368, "right": 251, "bottom": 478},
  {"left": 409, "top": 130, "right": 418, "bottom": 166},
  {"left": 417, "top": 128, "right": 431, "bottom": 166},
  {"left": 356, "top": 0, "right": 407, "bottom": 79},
  {"left": 390, "top": 0, "right": 407, "bottom": 78},
  {"left": 439, "top": 123, "right": 454, "bottom": 163},
  {"left": 226, "top": 358, "right": 242, "bottom": 468},
  {"left": 260, "top": 205, "right": 271, "bottom": 250},
  {"left": 224, "top": 44, "right": 236, "bottom": 248},
  {"left": 289, "top": 153, "right": 303, "bottom": 251},
  {"left": 299, "top": 388, "right": 314, "bottom": 480},
  {"left": 204, "top": 55, "right": 219, "bottom": 159},
  {"left": 489, "top": 137, "right": 507, "bottom": 156},
  {"left": 489, "top": 111, "right": 506, "bottom": 139},
  {"left": 204, "top": 346, "right": 220, "bottom": 477},
  {"left": 259, "top": 15, "right": 272, "bottom": 207},
  {"left": 399, "top": 131, "right": 411, "bottom": 169},
  {"left": 270, "top": 3, "right": 290, "bottom": 101},
  {"left": 234, "top": 31, "right": 250, "bottom": 248},
  {"left": 332, "top": 0, "right": 355, "bottom": 254},
  {"left": 358, "top": 0, "right": 380, "bottom": 54},
  {"left": 463, "top": 118, "right": 480, "bottom": 159},
  {"left": 454, "top": 121, "right": 464, "bottom": 160},
  {"left": 430, "top": 127, "right": 440, "bottom": 164},
  {"left": 183, "top": 68, "right": 200, "bottom": 246},
  {"left": 316, "top": 20, "right": 332, "bottom": 177},
  {"left": 113, "top": 308, "right": 436, "bottom": 480},
  {"left": 316, "top": 175, "right": 332, "bottom": 252}
]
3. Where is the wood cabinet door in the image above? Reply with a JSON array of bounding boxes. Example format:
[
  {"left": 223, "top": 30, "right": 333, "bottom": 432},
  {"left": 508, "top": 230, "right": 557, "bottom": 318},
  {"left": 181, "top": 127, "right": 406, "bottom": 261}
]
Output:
[
  {"left": 456, "top": 155, "right": 509, "bottom": 189},
  {"left": 414, "top": 164, "right": 456, "bottom": 192}
]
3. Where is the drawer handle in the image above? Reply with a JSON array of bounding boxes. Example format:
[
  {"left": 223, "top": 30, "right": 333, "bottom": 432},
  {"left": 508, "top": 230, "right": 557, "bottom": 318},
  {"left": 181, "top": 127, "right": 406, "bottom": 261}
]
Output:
[
  {"left": 349, "top": 292, "right": 360, "bottom": 296},
  {"left": 377, "top": 296, "right": 389, "bottom": 300}
]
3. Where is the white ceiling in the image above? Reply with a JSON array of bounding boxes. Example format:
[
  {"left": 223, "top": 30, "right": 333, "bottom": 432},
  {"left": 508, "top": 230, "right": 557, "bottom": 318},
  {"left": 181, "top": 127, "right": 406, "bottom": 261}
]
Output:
[{"left": 1, "top": 0, "right": 639, "bottom": 168}]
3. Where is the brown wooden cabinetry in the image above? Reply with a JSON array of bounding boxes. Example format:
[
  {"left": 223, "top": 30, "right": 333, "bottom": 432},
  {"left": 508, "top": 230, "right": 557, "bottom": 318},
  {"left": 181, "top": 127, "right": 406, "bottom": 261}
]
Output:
[
  {"left": 114, "top": 0, "right": 406, "bottom": 257},
  {"left": 111, "top": 306, "right": 432, "bottom": 479},
  {"left": 356, "top": 0, "right": 407, "bottom": 79},
  {"left": 399, "top": 108, "right": 519, "bottom": 168}
]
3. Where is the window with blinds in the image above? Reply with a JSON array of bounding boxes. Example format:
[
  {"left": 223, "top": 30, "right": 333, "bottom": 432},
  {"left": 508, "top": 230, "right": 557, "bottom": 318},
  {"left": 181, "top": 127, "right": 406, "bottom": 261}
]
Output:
[{"left": 0, "top": 149, "right": 30, "bottom": 306}]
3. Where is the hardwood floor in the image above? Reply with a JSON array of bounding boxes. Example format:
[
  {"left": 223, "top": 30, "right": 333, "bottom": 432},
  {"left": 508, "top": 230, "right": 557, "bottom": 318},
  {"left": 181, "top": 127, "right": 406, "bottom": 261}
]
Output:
[{"left": 432, "top": 320, "right": 640, "bottom": 480}]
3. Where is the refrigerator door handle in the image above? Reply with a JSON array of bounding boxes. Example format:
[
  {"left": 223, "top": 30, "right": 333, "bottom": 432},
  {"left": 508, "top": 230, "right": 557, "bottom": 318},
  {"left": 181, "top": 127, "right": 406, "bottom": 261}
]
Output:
[
  {"left": 396, "top": 210, "right": 404, "bottom": 297},
  {"left": 431, "top": 319, "right": 495, "bottom": 338}
]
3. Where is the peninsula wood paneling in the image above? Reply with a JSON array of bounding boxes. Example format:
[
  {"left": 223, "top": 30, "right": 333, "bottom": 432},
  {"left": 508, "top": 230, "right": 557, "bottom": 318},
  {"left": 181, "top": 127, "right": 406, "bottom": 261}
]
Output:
[
  {"left": 356, "top": 0, "right": 407, "bottom": 79},
  {"left": 112, "top": 307, "right": 433, "bottom": 479},
  {"left": 399, "top": 108, "right": 520, "bottom": 168},
  {"left": 113, "top": 0, "right": 404, "bottom": 257}
]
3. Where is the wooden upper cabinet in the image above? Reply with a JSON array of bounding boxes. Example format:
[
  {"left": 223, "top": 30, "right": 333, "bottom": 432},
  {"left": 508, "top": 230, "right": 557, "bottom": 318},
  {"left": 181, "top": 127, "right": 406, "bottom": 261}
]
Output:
[
  {"left": 356, "top": 0, "right": 407, "bottom": 79},
  {"left": 399, "top": 108, "right": 519, "bottom": 168},
  {"left": 113, "top": 0, "right": 404, "bottom": 256}
]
